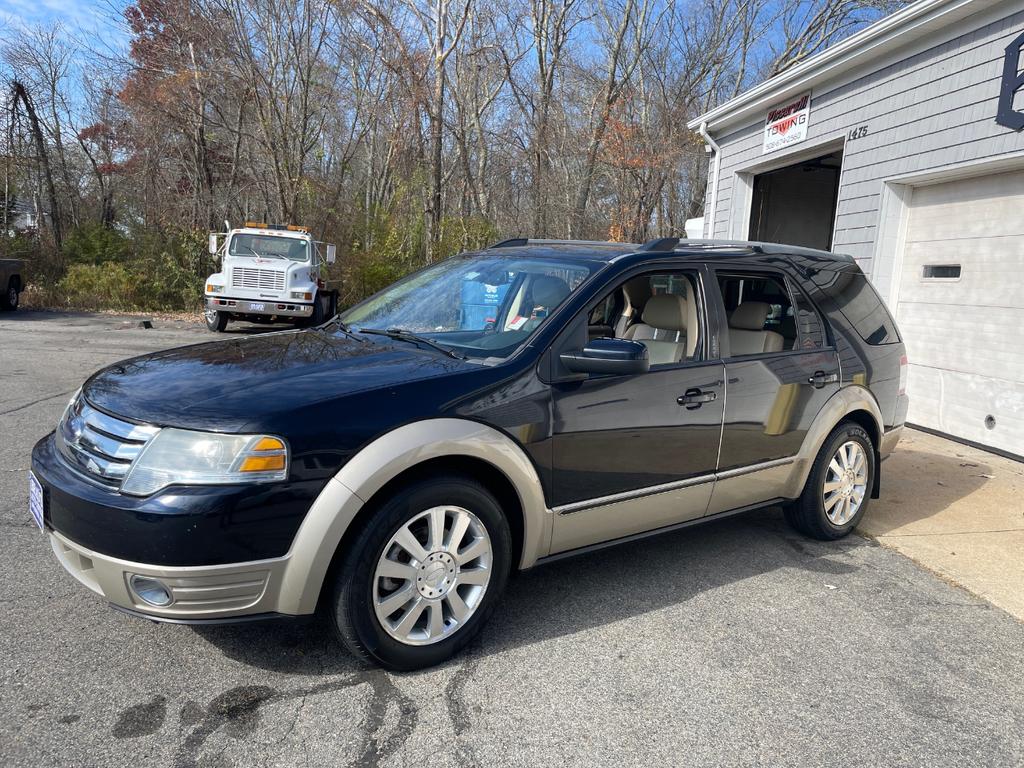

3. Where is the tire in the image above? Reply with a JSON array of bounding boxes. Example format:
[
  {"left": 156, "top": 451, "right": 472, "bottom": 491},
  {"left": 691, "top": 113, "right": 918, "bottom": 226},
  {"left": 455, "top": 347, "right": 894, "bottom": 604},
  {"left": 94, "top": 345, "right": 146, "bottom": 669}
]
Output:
[
  {"left": 785, "top": 422, "right": 875, "bottom": 541},
  {"left": 1, "top": 280, "right": 18, "bottom": 311},
  {"left": 204, "top": 307, "right": 229, "bottom": 332},
  {"left": 331, "top": 475, "right": 512, "bottom": 670},
  {"left": 305, "top": 294, "right": 326, "bottom": 327}
]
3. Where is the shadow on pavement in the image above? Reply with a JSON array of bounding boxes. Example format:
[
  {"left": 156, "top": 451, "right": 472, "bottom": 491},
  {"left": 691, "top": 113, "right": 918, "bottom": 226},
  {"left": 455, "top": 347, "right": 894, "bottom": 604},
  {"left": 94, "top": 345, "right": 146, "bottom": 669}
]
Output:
[
  {"left": 192, "top": 507, "right": 870, "bottom": 675},
  {"left": 862, "top": 447, "right": 990, "bottom": 535}
]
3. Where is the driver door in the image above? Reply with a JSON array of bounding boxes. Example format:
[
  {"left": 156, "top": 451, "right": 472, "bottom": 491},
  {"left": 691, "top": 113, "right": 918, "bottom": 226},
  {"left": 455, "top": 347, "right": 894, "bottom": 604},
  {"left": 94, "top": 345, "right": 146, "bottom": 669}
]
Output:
[{"left": 546, "top": 267, "right": 725, "bottom": 554}]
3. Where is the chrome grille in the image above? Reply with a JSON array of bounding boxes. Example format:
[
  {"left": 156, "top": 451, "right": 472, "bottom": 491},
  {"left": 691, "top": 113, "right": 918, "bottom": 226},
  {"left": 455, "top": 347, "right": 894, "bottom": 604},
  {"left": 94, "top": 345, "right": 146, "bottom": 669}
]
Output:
[
  {"left": 56, "top": 395, "right": 160, "bottom": 487},
  {"left": 231, "top": 267, "right": 286, "bottom": 291}
]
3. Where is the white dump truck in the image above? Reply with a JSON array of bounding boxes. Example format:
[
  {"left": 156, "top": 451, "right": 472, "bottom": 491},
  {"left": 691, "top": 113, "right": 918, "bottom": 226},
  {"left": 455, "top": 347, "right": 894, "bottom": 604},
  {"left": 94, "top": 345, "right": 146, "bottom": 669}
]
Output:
[{"left": 204, "top": 222, "right": 338, "bottom": 332}]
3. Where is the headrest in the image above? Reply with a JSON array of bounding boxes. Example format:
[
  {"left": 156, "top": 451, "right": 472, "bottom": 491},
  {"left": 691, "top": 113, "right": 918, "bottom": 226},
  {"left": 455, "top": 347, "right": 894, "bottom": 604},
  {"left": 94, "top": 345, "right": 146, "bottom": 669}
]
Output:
[
  {"left": 642, "top": 294, "right": 688, "bottom": 332},
  {"left": 622, "top": 276, "right": 652, "bottom": 308},
  {"left": 730, "top": 301, "right": 770, "bottom": 330},
  {"left": 531, "top": 275, "right": 571, "bottom": 308}
]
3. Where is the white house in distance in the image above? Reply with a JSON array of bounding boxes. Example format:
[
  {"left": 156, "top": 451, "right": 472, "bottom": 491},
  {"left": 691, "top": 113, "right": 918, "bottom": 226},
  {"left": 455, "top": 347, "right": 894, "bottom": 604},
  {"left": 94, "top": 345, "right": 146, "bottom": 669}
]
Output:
[{"left": 688, "top": 0, "right": 1024, "bottom": 459}]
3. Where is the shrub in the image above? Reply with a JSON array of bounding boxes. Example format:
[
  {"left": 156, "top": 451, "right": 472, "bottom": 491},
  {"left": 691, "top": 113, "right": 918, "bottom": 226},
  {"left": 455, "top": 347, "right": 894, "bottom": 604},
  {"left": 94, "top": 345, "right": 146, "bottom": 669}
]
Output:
[
  {"left": 56, "top": 262, "right": 138, "bottom": 310},
  {"left": 62, "top": 223, "right": 130, "bottom": 265}
]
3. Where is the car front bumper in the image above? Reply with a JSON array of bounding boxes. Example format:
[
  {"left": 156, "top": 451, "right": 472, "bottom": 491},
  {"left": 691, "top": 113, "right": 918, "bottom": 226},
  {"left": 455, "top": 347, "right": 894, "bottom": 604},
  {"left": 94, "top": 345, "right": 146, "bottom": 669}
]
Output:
[
  {"left": 49, "top": 529, "right": 291, "bottom": 622},
  {"left": 30, "top": 432, "right": 335, "bottom": 621},
  {"left": 205, "top": 296, "right": 313, "bottom": 318}
]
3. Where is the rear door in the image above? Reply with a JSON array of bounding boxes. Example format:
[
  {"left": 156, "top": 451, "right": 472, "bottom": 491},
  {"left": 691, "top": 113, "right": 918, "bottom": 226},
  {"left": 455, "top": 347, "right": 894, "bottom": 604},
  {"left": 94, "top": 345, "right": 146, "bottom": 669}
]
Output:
[{"left": 710, "top": 266, "right": 839, "bottom": 474}]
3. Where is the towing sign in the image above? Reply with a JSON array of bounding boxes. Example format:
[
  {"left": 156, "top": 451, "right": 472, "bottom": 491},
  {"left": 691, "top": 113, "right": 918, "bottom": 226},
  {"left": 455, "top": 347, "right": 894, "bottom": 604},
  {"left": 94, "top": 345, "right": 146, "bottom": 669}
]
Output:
[{"left": 763, "top": 92, "right": 811, "bottom": 153}]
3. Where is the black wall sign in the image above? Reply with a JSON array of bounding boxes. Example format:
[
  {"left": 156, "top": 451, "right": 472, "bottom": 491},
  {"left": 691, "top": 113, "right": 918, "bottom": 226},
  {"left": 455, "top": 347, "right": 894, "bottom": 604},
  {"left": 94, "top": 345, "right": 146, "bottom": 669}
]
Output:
[{"left": 996, "top": 30, "right": 1024, "bottom": 131}]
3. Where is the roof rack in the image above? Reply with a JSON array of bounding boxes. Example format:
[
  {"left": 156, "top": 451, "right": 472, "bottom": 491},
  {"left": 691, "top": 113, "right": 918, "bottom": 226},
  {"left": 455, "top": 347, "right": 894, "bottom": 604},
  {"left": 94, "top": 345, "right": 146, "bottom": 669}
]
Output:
[
  {"left": 488, "top": 238, "right": 633, "bottom": 249},
  {"left": 677, "top": 239, "right": 764, "bottom": 252}
]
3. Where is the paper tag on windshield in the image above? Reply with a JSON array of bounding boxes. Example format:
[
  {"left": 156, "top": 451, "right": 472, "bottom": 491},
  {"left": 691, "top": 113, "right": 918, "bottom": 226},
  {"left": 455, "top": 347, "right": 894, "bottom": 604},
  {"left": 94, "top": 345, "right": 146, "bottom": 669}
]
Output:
[{"left": 508, "top": 316, "right": 528, "bottom": 330}]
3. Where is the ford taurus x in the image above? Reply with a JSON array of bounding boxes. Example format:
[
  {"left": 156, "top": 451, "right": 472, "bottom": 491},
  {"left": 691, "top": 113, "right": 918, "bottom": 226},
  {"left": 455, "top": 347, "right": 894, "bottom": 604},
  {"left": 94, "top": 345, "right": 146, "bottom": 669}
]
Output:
[{"left": 30, "top": 238, "right": 908, "bottom": 670}]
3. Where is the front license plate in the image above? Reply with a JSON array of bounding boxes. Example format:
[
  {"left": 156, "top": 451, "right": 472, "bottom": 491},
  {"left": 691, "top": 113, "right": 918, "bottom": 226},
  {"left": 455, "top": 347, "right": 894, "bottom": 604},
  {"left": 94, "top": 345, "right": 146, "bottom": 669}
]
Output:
[
  {"left": 250, "top": 303, "right": 266, "bottom": 312},
  {"left": 28, "top": 471, "right": 45, "bottom": 531}
]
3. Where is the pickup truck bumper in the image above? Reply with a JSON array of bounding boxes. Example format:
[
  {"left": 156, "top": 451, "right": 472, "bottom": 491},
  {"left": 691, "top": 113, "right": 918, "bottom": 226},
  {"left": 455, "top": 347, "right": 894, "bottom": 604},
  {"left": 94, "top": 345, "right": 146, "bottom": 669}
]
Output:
[{"left": 205, "top": 296, "right": 313, "bottom": 318}]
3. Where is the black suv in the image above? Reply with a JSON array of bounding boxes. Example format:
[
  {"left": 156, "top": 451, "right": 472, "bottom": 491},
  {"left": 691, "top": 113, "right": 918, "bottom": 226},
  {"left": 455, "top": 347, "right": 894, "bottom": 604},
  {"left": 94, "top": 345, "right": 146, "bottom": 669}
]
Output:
[{"left": 30, "top": 238, "right": 908, "bottom": 669}]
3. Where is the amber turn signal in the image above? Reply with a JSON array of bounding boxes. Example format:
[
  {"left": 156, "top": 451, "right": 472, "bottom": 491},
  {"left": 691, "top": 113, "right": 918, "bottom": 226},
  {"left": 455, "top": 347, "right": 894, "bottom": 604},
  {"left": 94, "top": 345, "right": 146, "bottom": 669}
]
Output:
[
  {"left": 239, "top": 454, "right": 286, "bottom": 472},
  {"left": 252, "top": 437, "right": 286, "bottom": 452}
]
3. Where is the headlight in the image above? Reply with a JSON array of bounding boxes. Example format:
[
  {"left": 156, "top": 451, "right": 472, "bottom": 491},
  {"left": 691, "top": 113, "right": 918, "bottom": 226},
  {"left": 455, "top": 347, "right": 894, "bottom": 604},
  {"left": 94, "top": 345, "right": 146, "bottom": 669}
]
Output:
[
  {"left": 290, "top": 290, "right": 313, "bottom": 301},
  {"left": 206, "top": 283, "right": 223, "bottom": 293},
  {"left": 121, "top": 429, "right": 288, "bottom": 496}
]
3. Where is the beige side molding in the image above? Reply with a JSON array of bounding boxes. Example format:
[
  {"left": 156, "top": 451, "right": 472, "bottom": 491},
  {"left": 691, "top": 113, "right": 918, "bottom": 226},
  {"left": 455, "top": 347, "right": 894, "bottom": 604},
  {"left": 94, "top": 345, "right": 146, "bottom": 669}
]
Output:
[
  {"left": 783, "top": 385, "right": 884, "bottom": 498},
  {"left": 277, "top": 418, "right": 551, "bottom": 615}
]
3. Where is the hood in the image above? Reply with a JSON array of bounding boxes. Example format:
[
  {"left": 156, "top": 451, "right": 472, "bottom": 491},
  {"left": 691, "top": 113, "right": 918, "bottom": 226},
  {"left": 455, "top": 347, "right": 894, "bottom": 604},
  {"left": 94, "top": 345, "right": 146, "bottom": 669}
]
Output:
[{"left": 83, "top": 328, "right": 470, "bottom": 431}]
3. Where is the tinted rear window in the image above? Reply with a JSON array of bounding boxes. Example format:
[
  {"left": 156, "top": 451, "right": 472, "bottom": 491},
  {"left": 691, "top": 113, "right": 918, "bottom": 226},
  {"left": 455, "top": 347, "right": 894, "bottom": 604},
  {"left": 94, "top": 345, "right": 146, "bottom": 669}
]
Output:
[{"left": 810, "top": 270, "right": 900, "bottom": 345}]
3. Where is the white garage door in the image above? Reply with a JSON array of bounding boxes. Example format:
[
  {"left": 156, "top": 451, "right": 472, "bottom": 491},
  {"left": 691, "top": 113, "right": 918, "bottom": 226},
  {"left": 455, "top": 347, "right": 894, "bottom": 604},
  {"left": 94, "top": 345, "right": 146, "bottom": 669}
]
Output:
[{"left": 896, "top": 168, "right": 1024, "bottom": 457}]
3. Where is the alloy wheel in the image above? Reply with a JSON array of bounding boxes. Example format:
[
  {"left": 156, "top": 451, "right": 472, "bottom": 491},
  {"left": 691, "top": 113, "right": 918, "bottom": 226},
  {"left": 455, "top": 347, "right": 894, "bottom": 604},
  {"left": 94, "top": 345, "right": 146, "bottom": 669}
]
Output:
[
  {"left": 822, "top": 440, "right": 868, "bottom": 525},
  {"left": 373, "top": 505, "right": 493, "bottom": 646}
]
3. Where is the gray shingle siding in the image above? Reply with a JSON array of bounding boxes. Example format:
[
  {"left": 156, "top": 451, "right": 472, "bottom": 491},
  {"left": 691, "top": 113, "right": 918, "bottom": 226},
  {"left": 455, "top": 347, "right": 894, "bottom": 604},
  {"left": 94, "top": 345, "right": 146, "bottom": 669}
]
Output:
[{"left": 701, "top": 1, "right": 1024, "bottom": 274}]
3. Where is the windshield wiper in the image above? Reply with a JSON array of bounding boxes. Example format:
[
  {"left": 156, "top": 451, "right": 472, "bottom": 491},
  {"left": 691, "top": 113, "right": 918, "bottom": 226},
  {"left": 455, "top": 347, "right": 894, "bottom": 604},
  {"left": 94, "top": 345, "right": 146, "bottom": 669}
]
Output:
[
  {"left": 322, "top": 315, "right": 365, "bottom": 341},
  {"left": 358, "top": 327, "right": 466, "bottom": 360},
  {"left": 237, "top": 245, "right": 285, "bottom": 260}
]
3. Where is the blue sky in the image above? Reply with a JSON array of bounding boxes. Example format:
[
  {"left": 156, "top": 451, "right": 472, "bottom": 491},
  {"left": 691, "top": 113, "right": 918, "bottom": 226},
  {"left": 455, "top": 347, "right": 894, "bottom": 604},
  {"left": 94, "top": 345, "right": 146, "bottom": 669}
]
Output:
[{"left": 0, "top": 0, "right": 126, "bottom": 47}]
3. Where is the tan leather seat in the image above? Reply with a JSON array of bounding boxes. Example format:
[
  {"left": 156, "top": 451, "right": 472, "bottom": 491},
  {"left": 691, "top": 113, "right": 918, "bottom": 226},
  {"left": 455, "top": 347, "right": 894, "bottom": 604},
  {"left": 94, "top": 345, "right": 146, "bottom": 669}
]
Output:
[
  {"left": 623, "top": 294, "right": 690, "bottom": 364},
  {"left": 729, "top": 302, "right": 784, "bottom": 355}
]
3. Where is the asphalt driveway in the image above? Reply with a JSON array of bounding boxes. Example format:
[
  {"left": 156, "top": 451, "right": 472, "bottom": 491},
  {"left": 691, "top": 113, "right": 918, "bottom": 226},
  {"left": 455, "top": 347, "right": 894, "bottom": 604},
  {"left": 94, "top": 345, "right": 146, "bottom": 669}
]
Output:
[{"left": 1, "top": 311, "right": 1022, "bottom": 767}]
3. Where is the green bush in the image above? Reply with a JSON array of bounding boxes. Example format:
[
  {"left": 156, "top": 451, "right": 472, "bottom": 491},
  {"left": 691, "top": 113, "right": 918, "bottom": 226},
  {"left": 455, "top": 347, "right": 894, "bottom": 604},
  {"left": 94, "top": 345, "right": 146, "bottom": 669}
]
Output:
[
  {"left": 62, "top": 223, "right": 130, "bottom": 265},
  {"left": 57, "top": 262, "right": 138, "bottom": 310},
  {"left": 50, "top": 227, "right": 206, "bottom": 311}
]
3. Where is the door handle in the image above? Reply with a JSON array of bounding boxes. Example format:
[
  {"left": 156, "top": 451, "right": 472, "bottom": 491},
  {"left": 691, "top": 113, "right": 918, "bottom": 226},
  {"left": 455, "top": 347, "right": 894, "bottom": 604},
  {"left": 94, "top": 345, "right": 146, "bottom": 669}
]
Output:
[
  {"left": 808, "top": 370, "right": 839, "bottom": 388},
  {"left": 678, "top": 388, "right": 717, "bottom": 409}
]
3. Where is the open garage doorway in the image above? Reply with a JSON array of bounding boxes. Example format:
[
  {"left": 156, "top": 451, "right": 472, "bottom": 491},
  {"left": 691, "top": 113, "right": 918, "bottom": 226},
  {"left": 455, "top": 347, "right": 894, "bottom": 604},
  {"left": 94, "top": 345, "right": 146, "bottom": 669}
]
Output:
[{"left": 749, "top": 151, "right": 842, "bottom": 250}]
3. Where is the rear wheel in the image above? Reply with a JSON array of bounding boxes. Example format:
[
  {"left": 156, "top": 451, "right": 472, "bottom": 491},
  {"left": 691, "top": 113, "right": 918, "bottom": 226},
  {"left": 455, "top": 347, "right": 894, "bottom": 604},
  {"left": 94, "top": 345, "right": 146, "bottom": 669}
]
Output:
[
  {"left": 331, "top": 476, "right": 511, "bottom": 670},
  {"left": 204, "top": 307, "right": 229, "bottom": 332},
  {"left": 785, "top": 422, "right": 875, "bottom": 540},
  {"left": 1, "top": 280, "right": 18, "bottom": 311}
]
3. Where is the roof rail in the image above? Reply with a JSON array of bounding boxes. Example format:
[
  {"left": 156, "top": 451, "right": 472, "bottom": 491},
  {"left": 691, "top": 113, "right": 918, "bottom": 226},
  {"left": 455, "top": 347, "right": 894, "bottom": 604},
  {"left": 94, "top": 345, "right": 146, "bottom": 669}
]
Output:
[
  {"left": 679, "top": 239, "right": 764, "bottom": 253},
  {"left": 488, "top": 238, "right": 630, "bottom": 249},
  {"left": 637, "top": 237, "right": 679, "bottom": 252}
]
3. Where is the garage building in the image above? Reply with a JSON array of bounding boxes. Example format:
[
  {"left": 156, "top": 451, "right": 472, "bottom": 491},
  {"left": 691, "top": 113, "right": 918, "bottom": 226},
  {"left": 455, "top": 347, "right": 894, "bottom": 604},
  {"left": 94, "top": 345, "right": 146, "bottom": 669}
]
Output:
[{"left": 688, "top": 0, "right": 1024, "bottom": 458}]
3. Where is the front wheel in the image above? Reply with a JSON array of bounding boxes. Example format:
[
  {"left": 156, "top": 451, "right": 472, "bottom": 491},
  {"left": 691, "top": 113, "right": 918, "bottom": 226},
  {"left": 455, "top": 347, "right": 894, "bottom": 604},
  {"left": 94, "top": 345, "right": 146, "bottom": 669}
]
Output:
[
  {"left": 305, "top": 294, "right": 327, "bottom": 327},
  {"left": 785, "top": 422, "right": 875, "bottom": 540},
  {"left": 204, "top": 308, "right": 229, "bottom": 332},
  {"left": 331, "top": 476, "right": 511, "bottom": 670}
]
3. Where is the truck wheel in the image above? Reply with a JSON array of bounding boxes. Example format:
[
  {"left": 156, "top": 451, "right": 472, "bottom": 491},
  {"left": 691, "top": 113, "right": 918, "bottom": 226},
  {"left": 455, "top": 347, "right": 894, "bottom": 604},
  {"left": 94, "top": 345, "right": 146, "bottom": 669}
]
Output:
[
  {"left": 204, "top": 308, "right": 229, "bottom": 332},
  {"left": 306, "top": 294, "right": 326, "bottom": 327},
  {"left": 331, "top": 475, "right": 511, "bottom": 670},
  {"left": 2, "top": 280, "right": 18, "bottom": 311},
  {"left": 785, "top": 422, "right": 875, "bottom": 541}
]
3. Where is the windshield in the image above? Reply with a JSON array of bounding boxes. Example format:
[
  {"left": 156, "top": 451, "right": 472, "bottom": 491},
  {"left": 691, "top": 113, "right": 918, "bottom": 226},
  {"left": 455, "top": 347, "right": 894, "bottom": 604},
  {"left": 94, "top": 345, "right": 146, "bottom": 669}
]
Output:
[
  {"left": 340, "top": 253, "right": 596, "bottom": 360},
  {"left": 229, "top": 233, "right": 309, "bottom": 262}
]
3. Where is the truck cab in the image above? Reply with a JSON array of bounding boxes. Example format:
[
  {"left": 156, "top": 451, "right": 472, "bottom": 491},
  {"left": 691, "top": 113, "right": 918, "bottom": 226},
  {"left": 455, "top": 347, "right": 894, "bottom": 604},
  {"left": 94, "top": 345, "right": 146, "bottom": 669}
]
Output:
[{"left": 204, "top": 222, "right": 337, "bottom": 332}]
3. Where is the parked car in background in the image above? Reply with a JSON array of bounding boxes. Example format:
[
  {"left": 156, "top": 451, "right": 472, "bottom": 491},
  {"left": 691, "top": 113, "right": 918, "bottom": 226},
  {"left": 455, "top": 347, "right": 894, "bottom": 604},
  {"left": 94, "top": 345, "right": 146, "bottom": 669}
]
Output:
[
  {"left": 30, "top": 238, "right": 908, "bottom": 670},
  {"left": 1, "top": 258, "right": 23, "bottom": 310}
]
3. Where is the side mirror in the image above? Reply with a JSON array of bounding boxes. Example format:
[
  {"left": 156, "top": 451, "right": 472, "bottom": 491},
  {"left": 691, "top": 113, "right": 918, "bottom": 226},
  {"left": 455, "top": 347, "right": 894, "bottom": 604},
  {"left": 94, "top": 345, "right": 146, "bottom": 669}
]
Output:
[
  {"left": 208, "top": 234, "right": 219, "bottom": 255},
  {"left": 325, "top": 244, "right": 337, "bottom": 264},
  {"left": 559, "top": 338, "right": 650, "bottom": 376}
]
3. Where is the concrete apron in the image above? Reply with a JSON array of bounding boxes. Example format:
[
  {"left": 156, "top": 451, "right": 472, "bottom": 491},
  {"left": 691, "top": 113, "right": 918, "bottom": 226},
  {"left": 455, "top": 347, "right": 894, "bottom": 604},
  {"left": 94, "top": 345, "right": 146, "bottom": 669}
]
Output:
[{"left": 860, "top": 428, "right": 1024, "bottom": 621}]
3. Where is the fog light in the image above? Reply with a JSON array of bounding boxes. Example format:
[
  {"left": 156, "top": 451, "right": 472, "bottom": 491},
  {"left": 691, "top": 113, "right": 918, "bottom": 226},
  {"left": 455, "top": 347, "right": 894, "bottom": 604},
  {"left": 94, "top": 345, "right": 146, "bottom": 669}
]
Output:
[{"left": 129, "top": 575, "right": 173, "bottom": 607}]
